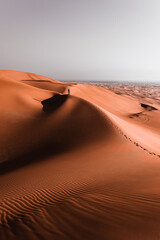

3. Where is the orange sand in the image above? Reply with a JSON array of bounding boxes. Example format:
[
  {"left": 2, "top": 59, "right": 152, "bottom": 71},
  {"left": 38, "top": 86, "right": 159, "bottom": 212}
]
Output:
[{"left": 0, "top": 70, "right": 160, "bottom": 240}]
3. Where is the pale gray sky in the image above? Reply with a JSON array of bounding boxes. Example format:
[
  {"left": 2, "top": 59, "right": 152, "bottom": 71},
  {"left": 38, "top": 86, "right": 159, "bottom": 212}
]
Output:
[{"left": 1, "top": 0, "right": 160, "bottom": 82}]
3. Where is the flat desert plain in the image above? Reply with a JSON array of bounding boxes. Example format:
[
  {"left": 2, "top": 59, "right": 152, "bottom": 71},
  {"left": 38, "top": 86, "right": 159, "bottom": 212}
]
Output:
[{"left": 0, "top": 70, "right": 160, "bottom": 240}]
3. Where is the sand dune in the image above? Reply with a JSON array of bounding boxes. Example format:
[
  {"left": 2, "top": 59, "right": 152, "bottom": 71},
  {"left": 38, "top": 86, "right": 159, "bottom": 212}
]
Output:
[{"left": 0, "top": 70, "right": 160, "bottom": 240}]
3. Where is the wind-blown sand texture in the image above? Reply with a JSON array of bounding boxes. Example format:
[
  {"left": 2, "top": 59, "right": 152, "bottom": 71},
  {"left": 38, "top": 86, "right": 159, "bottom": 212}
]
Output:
[{"left": 0, "top": 70, "right": 160, "bottom": 240}]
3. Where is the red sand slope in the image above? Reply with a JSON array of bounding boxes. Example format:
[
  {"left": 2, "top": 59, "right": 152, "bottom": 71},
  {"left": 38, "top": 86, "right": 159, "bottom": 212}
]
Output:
[{"left": 0, "top": 70, "right": 160, "bottom": 240}]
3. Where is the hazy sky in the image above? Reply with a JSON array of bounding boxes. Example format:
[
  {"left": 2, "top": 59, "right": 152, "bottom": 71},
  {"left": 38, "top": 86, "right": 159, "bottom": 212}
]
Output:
[{"left": 1, "top": 0, "right": 160, "bottom": 82}]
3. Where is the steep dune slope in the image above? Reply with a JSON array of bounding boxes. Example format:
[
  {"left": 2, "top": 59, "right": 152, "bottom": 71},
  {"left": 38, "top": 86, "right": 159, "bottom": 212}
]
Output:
[
  {"left": 0, "top": 71, "right": 116, "bottom": 168},
  {"left": 71, "top": 83, "right": 160, "bottom": 154}
]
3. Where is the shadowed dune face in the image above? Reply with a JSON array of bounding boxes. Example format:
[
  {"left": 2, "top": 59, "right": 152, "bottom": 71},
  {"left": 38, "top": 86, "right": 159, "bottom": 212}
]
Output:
[
  {"left": 140, "top": 103, "right": 158, "bottom": 111},
  {"left": 0, "top": 70, "right": 160, "bottom": 240},
  {"left": 41, "top": 94, "right": 69, "bottom": 112},
  {"left": 0, "top": 93, "right": 114, "bottom": 174}
]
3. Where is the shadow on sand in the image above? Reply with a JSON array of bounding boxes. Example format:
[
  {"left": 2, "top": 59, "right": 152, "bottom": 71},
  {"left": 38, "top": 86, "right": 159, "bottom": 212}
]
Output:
[
  {"left": 41, "top": 94, "right": 69, "bottom": 112},
  {"left": 0, "top": 94, "right": 69, "bottom": 175}
]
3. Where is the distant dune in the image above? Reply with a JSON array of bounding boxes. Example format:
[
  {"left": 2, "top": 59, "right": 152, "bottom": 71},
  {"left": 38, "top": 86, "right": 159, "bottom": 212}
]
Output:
[{"left": 0, "top": 70, "right": 160, "bottom": 240}]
